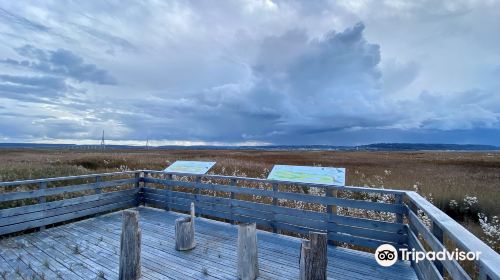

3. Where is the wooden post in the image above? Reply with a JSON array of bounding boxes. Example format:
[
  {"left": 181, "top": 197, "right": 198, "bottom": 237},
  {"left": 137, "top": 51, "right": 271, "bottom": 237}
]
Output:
[
  {"left": 299, "top": 232, "right": 327, "bottom": 280},
  {"left": 38, "top": 181, "right": 47, "bottom": 230},
  {"left": 194, "top": 176, "right": 201, "bottom": 217},
  {"left": 134, "top": 172, "right": 140, "bottom": 189},
  {"left": 272, "top": 183, "right": 279, "bottom": 234},
  {"left": 395, "top": 193, "right": 405, "bottom": 260},
  {"left": 134, "top": 172, "right": 141, "bottom": 206},
  {"left": 95, "top": 176, "right": 102, "bottom": 194},
  {"left": 230, "top": 178, "right": 236, "bottom": 225},
  {"left": 237, "top": 223, "right": 259, "bottom": 280},
  {"left": 325, "top": 187, "right": 337, "bottom": 245},
  {"left": 408, "top": 201, "right": 419, "bottom": 234},
  {"left": 432, "top": 221, "right": 444, "bottom": 276},
  {"left": 479, "top": 269, "right": 493, "bottom": 280},
  {"left": 165, "top": 174, "right": 173, "bottom": 211},
  {"left": 395, "top": 193, "right": 403, "bottom": 224},
  {"left": 142, "top": 172, "right": 148, "bottom": 207},
  {"left": 143, "top": 172, "right": 148, "bottom": 188},
  {"left": 119, "top": 210, "right": 141, "bottom": 280},
  {"left": 175, "top": 203, "right": 196, "bottom": 251}
]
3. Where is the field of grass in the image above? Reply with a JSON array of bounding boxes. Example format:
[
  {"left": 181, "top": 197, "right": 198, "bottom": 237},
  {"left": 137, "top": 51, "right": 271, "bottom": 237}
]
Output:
[{"left": 1, "top": 148, "right": 499, "bottom": 251}]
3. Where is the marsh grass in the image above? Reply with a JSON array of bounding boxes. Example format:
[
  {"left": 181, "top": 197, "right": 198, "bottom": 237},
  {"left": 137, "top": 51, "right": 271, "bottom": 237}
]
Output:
[{"left": 1, "top": 149, "right": 498, "bottom": 251}]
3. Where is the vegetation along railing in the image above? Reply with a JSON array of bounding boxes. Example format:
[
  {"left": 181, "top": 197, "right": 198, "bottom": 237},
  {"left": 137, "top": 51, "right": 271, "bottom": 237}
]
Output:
[{"left": 0, "top": 169, "right": 499, "bottom": 280}]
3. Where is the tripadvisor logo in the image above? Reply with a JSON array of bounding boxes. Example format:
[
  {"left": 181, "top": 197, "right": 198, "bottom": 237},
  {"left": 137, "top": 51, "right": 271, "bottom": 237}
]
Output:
[
  {"left": 375, "top": 244, "right": 481, "bottom": 267},
  {"left": 375, "top": 244, "right": 398, "bottom": 267}
]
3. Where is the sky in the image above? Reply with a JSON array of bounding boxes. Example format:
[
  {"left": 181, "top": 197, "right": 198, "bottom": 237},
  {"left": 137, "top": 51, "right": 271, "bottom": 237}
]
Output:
[{"left": 0, "top": 0, "right": 499, "bottom": 146}]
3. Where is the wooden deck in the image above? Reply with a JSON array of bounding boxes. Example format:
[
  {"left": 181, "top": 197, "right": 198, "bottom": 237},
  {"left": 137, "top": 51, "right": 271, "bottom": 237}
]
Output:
[{"left": 0, "top": 207, "right": 417, "bottom": 280}]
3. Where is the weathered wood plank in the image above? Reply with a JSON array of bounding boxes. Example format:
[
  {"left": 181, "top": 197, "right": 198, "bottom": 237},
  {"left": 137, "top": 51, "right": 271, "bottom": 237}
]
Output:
[
  {"left": 272, "top": 183, "right": 279, "bottom": 233},
  {"left": 144, "top": 171, "right": 407, "bottom": 195},
  {"left": 57, "top": 224, "right": 179, "bottom": 280},
  {"left": 144, "top": 178, "right": 406, "bottom": 214},
  {"left": 300, "top": 232, "right": 327, "bottom": 280},
  {"left": 406, "top": 191, "right": 500, "bottom": 280},
  {"left": 72, "top": 207, "right": 418, "bottom": 279},
  {"left": 329, "top": 213, "right": 406, "bottom": 233},
  {"left": 1, "top": 237, "right": 60, "bottom": 279},
  {"left": 407, "top": 230, "right": 443, "bottom": 280},
  {"left": 0, "top": 242, "right": 38, "bottom": 279},
  {"left": 0, "top": 198, "right": 137, "bottom": 235},
  {"left": 0, "top": 178, "right": 138, "bottom": 202},
  {"left": 175, "top": 203, "right": 196, "bottom": 251},
  {"left": 34, "top": 228, "right": 119, "bottom": 278},
  {"left": 0, "top": 190, "right": 138, "bottom": 227},
  {"left": 143, "top": 187, "right": 408, "bottom": 234},
  {"left": 143, "top": 188, "right": 407, "bottom": 237},
  {"left": 328, "top": 223, "right": 407, "bottom": 244},
  {"left": 237, "top": 223, "right": 259, "bottom": 280},
  {"left": 136, "top": 208, "right": 416, "bottom": 275},
  {"left": 327, "top": 232, "right": 400, "bottom": 249},
  {"left": 119, "top": 210, "right": 141, "bottom": 280},
  {"left": 408, "top": 211, "right": 471, "bottom": 280},
  {"left": 0, "top": 171, "right": 137, "bottom": 187},
  {"left": 25, "top": 233, "right": 103, "bottom": 279},
  {"left": 145, "top": 196, "right": 405, "bottom": 248},
  {"left": 14, "top": 235, "right": 82, "bottom": 280}
]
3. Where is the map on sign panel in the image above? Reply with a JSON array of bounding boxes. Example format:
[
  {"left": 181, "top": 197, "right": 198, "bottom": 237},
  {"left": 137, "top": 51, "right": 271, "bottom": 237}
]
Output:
[
  {"left": 267, "top": 165, "right": 346, "bottom": 185},
  {"left": 163, "top": 161, "right": 216, "bottom": 174}
]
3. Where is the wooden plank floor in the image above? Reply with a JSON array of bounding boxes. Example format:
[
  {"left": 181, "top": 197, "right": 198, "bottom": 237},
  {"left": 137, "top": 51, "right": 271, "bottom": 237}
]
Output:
[{"left": 0, "top": 207, "right": 418, "bottom": 279}]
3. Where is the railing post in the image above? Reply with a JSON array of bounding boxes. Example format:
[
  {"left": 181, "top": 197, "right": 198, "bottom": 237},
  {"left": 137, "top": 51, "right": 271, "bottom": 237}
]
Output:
[
  {"left": 406, "top": 199, "right": 420, "bottom": 270},
  {"left": 134, "top": 172, "right": 141, "bottom": 206},
  {"left": 194, "top": 176, "right": 201, "bottom": 217},
  {"left": 407, "top": 201, "right": 419, "bottom": 234},
  {"left": 272, "top": 183, "right": 279, "bottom": 234},
  {"left": 95, "top": 176, "right": 102, "bottom": 194},
  {"left": 395, "top": 193, "right": 403, "bottom": 224},
  {"left": 479, "top": 269, "right": 492, "bottom": 280},
  {"left": 395, "top": 193, "right": 407, "bottom": 259},
  {"left": 134, "top": 172, "right": 140, "bottom": 189},
  {"left": 38, "top": 181, "right": 47, "bottom": 231},
  {"left": 432, "top": 221, "right": 444, "bottom": 276},
  {"left": 143, "top": 172, "right": 148, "bottom": 188},
  {"left": 230, "top": 178, "right": 236, "bottom": 225},
  {"left": 165, "top": 174, "right": 173, "bottom": 211},
  {"left": 142, "top": 172, "right": 148, "bottom": 207},
  {"left": 326, "top": 187, "right": 337, "bottom": 245}
]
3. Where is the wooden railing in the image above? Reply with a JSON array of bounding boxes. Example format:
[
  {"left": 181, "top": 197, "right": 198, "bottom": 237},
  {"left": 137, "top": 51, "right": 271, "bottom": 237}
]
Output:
[
  {"left": 1, "top": 169, "right": 499, "bottom": 280},
  {"left": 141, "top": 170, "right": 408, "bottom": 251},
  {"left": 406, "top": 192, "right": 500, "bottom": 280},
  {"left": 0, "top": 171, "right": 140, "bottom": 235}
]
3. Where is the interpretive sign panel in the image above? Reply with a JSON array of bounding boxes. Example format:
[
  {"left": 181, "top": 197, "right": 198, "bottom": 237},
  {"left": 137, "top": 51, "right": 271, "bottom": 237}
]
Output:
[
  {"left": 164, "top": 161, "right": 216, "bottom": 174},
  {"left": 267, "top": 165, "right": 345, "bottom": 185}
]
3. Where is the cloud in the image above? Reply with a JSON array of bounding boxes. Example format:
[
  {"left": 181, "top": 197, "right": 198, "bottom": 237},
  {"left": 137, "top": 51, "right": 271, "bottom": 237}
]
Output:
[
  {"left": 72, "top": 23, "right": 137, "bottom": 53},
  {"left": 0, "top": 1, "right": 499, "bottom": 145},
  {"left": 169, "top": 23, "right": 393, "bottom": 142},
  {"left": 407, "top": 90, "right": 500, "bottom": 130},
  {"left": 0, "top": 74, "right": 70, "bottom": 102},
  {"left": 100, "top": 23, "right": 396, "bottom": 143},
  {"left": 0, "top": 7, "right": 49, "bottom": 32},
  {"left": 2, "top": 45, "right": 117, "bottom": 85}
]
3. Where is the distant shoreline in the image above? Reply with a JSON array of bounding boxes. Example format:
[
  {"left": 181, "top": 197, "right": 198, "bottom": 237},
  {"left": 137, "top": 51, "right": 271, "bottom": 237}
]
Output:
[{"left": 1, "top": 143, "right": 498, "bottom": 152}]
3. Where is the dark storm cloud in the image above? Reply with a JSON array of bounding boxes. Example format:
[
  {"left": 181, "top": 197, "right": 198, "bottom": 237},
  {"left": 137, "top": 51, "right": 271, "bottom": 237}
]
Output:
[
  {"left": 2, "top": 45, "right": 117, "bottom": 85},
  {"left": 111, "top": 23, "right": 394, "bottom": 143},
  {"left": 0, "top": 74, "right": 70, "bottom": 102},
  {"left": 181, "top": 23, "right": 389, "bottom": 141},
  {"left": 0, "top": 1, "right": 499, "bottom": 145}
]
